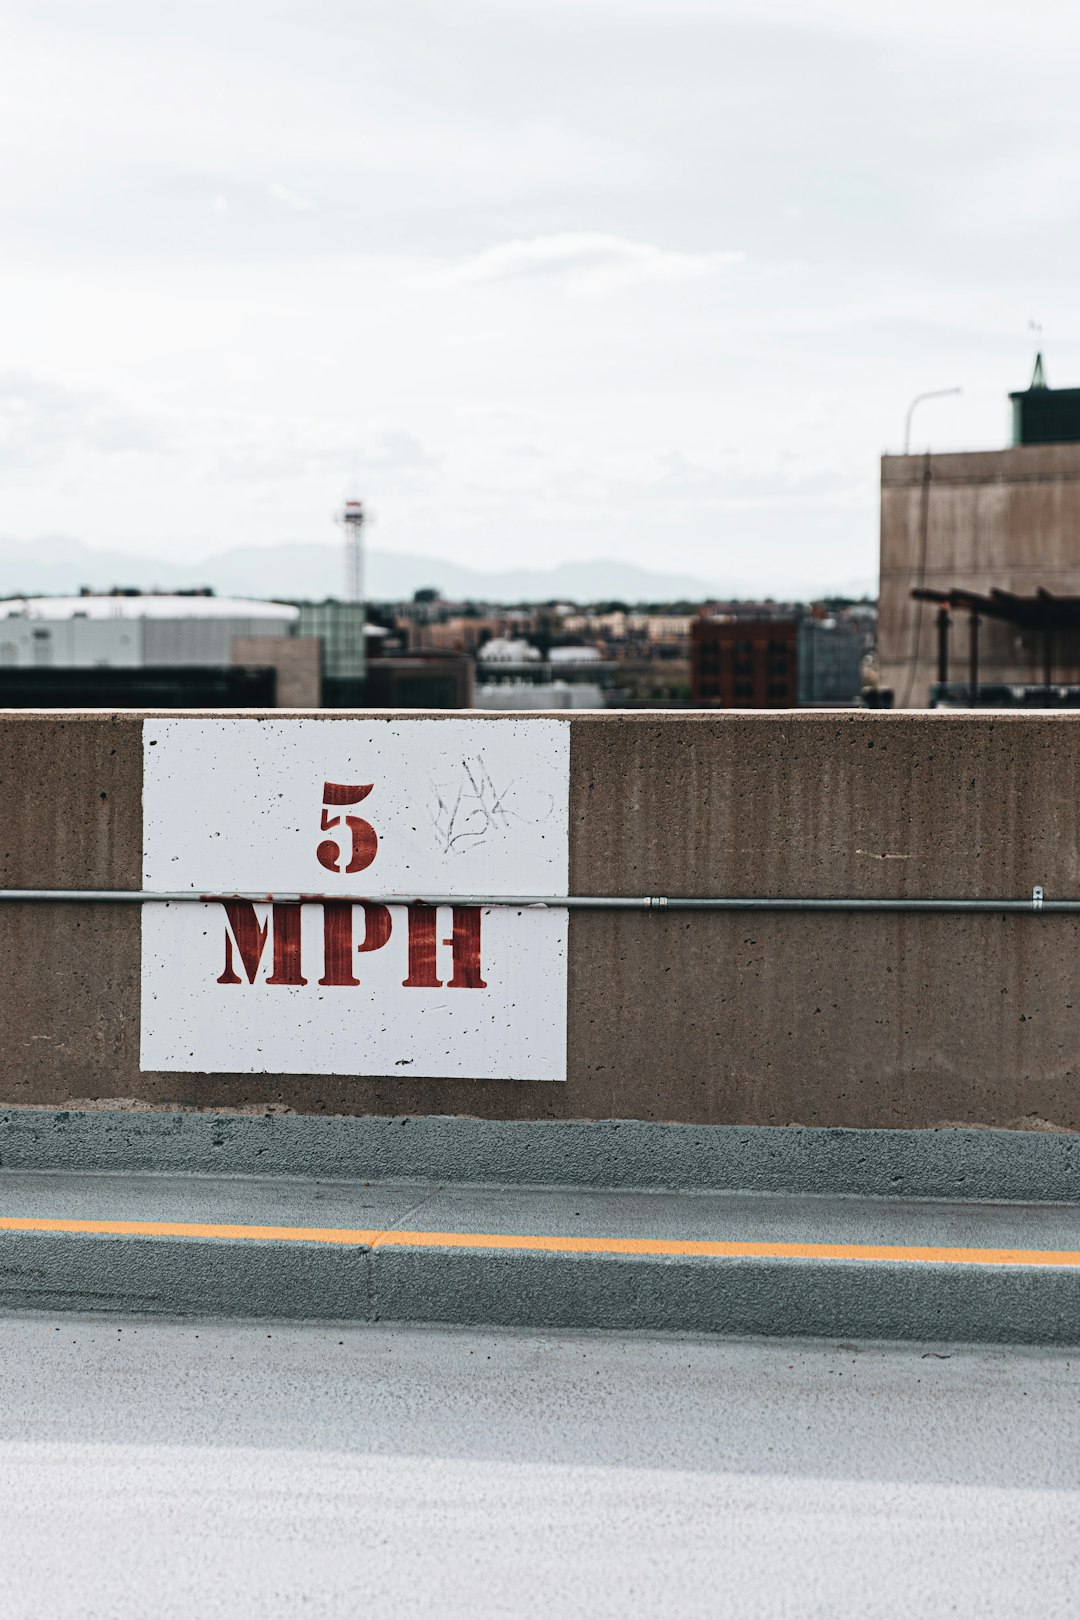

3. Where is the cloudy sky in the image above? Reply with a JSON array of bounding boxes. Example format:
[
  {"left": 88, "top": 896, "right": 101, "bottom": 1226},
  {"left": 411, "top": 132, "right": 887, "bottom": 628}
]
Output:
[{"left": 1, "top": 0, "right": 1078, "bottom": 595}]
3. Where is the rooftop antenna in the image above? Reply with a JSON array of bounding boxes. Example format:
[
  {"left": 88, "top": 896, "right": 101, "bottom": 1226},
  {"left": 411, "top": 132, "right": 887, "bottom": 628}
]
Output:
[
  {"left": 1028, "top": 321, "right": 1047, "bottom": 389},
  {"left": 337, "top": 497, "right": 366, "bottom": 604}
]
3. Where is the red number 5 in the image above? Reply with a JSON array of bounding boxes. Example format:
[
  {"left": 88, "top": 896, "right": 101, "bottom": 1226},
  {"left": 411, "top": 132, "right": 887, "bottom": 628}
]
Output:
[{"left": 317, "top": 781, "right": 378, "bottom": 874}]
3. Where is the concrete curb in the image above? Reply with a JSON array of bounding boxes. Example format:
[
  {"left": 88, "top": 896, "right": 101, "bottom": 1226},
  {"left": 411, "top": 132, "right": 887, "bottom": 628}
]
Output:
[
  {"left": 377, "top": 1247, "right": 1080, "bottom": 1344},
  {"left": 1, "top": 1229, "right": 371, "bottom": 1322},
  {"left": 3, "top": 1110, "right": 1080, "bottom": 1202},
  {"left": 3, "top": 1229, "right": 1080, "bottom": 1344}
]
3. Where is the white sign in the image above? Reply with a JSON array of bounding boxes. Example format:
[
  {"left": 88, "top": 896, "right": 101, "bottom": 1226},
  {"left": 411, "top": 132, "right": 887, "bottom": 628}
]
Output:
[{"left": 140, "top": 717, "right": 570, "bottom": 1080}]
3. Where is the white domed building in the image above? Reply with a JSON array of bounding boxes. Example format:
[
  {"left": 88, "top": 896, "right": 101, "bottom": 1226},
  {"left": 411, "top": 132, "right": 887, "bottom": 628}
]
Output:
[{"left": 0, "top": 592, "right": 298, "bottom": 670}]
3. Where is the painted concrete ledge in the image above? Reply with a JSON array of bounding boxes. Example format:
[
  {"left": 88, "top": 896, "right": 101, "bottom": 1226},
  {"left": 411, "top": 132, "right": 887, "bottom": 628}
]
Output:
[
  {"left": 2, "top": 1170, "right": 1080, "bottom": 1344},
  {"left": 2, "top": 1110, "right": 1080, "bottom": 1203}
]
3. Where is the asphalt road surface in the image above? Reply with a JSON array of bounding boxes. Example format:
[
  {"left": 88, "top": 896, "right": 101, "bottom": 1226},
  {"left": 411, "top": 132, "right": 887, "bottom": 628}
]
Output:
[{"left": 0, "top": 1314, "right": 1078, "bottom": 1618}]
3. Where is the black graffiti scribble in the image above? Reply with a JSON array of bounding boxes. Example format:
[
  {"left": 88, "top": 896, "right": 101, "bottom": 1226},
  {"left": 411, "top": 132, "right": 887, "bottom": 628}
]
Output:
[{"left": 431, "top": 757, "right": 554, "bottom": 853}]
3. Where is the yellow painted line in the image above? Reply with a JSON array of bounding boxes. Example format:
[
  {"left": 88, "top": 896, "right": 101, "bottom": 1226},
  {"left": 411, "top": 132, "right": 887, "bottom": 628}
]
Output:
[
  {"left": 0, "top": 1217, "right": 379, "bottom": 1245},
  {"left": 373, "top": 1231, "right": 1080, "bottom": 1267},
  {"left": 1, "top": 1214, "right": 1080, "bottom": 1267}
]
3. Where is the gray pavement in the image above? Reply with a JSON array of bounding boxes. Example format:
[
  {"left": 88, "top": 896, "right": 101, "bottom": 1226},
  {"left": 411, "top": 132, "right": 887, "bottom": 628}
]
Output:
[
  {"left": 6, "top": 1165, "right": 1080, "bottom": 1246},
  {"left": 0, "top": 1314, "right": 1078, "bottom": 1618}
]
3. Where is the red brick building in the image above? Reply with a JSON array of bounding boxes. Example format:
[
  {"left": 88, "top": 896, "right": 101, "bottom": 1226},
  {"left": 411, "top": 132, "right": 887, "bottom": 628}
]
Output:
[{"left": 690, "top": 616, "right": 798, "bottom": 707}]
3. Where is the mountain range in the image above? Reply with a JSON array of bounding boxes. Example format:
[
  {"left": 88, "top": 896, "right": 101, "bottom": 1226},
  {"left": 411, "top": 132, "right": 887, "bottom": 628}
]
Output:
[{"left": 0, "top": 534, "right": 725, "bottom": 605}]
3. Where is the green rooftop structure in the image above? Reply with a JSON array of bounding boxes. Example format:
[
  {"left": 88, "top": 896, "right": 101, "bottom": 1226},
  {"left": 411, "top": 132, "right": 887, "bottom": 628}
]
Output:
[{"left": 1010, "top": 353, "right": 1080, "bottom": 445}]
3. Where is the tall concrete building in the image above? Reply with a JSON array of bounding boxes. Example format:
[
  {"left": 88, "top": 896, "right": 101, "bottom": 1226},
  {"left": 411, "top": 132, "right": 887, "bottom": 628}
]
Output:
[{"left": 879, "top": 359, "right": 1080, "bottom": 707}]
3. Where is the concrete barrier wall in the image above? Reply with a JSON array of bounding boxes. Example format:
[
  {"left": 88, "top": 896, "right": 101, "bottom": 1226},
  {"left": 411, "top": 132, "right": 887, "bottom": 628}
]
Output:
[{"left": 2, "top": 709, "right": 1080, "bottom": 1131}]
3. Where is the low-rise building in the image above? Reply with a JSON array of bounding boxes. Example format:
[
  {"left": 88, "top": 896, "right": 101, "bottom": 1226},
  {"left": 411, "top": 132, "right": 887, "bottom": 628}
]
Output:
[
  {"left": 691, "top": 611, "right": 863, "bottom": 707},
  {"left": 0, "top": 591, "right": 297, "bottom": 668},
  {"left": 0, "top": 591, "right": 471, "bottom": 709}
]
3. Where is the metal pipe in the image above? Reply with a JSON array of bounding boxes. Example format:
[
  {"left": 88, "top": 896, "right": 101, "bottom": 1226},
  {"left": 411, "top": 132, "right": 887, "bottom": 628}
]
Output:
[
  {"left": 0, "top": 889, "right": 1064, "bottom": 912},
  {"left": 936, "top": 606, "right": 950, "bottom": 686},
  {"left": 968, "top": 609, "right": 980, "bottom": 706}
]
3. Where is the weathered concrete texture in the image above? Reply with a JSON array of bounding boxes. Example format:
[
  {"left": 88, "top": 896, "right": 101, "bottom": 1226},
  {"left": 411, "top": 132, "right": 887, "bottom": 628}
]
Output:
[
  {"left": 567, "top": 711, "right": 1080, "bottom": 1129},
  {"left": 569, "top": 907, "right": 1080, "bottom": 1127},
  {"left": 879, "top": 444, "right": 1080, "bottom": 705},
  {"left": 5, "top": 711, "right": 1080, "bottom": 1131},
  {"left": 0, "top": 715, "right": 142, "bottom": 1104},
  {"left": 0, "top": 712, "right": 141, "bottom": 888},
  {"left": 0, "top": 905, "right": 140, "bottom": 1106},
  {"left": 4, "top": 1111, "right": 1080, "bottom": 1203},
  {"left": 567, "top": 710, "right": 1080, "bottom": 899}
]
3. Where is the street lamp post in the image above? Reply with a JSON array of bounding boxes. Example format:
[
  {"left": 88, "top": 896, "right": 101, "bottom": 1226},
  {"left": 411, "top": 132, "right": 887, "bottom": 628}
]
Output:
[{"left": 903, "top": 387, "right": 963, "bottom": 455}]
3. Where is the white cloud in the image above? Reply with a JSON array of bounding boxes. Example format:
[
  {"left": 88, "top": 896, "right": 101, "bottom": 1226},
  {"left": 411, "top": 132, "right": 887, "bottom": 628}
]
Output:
[
  {"left": 0, "top": 373, "right": 161, "bottom": 474},
  {"left": 450, "top": 233, "right": 745, "bottom": 296},
  {"left": 205, "top": 427, "right": 440, "bottom": 486},
  {"left": 266, "top": 182, "right": 316, "bottom": 213}
]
